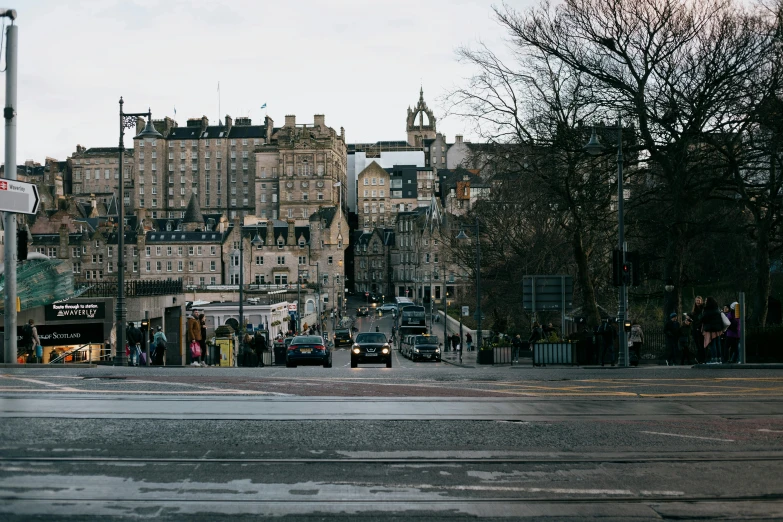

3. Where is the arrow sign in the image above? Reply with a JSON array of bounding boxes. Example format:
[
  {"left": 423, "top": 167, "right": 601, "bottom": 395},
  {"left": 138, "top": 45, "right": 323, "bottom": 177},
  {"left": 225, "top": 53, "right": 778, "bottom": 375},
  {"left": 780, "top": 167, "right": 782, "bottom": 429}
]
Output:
[{"left": 0, "top": 179, "right": 40, "bottom": 215}]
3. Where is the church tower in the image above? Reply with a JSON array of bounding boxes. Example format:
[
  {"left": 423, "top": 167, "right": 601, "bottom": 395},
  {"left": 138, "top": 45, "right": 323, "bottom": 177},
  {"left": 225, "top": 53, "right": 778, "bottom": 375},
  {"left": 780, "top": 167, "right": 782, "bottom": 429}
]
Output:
[{"left": 406, "top": 87, "right": 437, "bottom": 147}]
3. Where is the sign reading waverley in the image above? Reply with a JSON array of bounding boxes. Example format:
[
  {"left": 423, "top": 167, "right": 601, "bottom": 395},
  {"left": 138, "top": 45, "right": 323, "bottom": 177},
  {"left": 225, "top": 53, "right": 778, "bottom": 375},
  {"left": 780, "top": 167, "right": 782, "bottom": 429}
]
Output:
[{"left": 45, "top": 302, "right": 106, "bottom": 321}]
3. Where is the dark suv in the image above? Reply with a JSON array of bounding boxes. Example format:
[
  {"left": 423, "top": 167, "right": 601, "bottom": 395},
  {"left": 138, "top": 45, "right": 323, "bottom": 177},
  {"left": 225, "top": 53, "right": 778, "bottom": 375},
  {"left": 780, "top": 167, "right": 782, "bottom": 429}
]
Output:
[
  {"left": 333, "top": 328, "right": 353, "bottom": 348},
  {"left": 403, "top": 334, "right": 441, "bottom": 362},
  {"left": 351, "top": 332, "right": 392, "bottom": 368}
]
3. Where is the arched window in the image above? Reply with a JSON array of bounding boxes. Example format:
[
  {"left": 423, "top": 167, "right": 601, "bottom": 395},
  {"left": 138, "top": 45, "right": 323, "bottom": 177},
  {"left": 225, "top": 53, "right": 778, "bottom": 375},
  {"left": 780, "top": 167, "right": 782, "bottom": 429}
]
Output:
[{"left": 305, "top": 300, "right": 315, "bottom": 314}]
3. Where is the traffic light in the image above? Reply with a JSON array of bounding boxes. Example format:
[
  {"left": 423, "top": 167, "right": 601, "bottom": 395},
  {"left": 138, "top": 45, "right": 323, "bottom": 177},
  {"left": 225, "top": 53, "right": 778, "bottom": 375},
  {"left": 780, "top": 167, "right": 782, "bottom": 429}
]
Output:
[
  {"left": 621, "top": 261, "right": 632, "bottom": 286},
  {"left": 17, "top": 229, "right": 28, "bottom": 261},
  {"left": 627, "top": 251, "right": 642, "bottom": 286}
]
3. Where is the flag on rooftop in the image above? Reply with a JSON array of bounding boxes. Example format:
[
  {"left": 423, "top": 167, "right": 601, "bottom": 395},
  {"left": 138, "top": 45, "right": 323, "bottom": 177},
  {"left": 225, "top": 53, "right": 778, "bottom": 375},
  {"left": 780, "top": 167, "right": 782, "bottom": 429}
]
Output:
[{"left": 260, "top": 103, "right": 267, "bottom": 109}]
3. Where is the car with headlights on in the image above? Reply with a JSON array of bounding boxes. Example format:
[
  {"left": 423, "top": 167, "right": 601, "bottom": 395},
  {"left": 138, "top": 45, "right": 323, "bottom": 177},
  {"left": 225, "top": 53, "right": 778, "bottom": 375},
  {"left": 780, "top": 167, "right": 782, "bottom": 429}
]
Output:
[
  {"left": 356, "top": 306, "right": 370, "bottom": 317},
  {"left": 351, "top": 332, "right": 392, "bottom": 368},
  {"left": 402, "top": 334, "right": 441, "bottom": 362},
  {"left": 286, "top": 335, "right": 332, "bottom": 368}
]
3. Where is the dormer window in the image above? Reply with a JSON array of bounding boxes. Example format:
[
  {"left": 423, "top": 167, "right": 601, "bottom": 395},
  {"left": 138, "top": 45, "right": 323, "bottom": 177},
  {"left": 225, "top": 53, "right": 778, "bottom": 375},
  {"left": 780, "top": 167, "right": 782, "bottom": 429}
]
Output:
[
  {"left": 298, "top": 239, "right": 305, "bottom": 248},
  {"left": 277, "top": 238, "right": 284, "bottom": 249}
]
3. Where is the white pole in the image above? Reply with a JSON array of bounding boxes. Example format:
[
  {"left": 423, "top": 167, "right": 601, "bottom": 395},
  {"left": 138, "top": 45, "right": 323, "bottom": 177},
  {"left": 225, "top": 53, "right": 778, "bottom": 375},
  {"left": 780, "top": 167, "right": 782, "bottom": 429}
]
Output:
[{"left": 3, "top": 21, "right": 18, "bottom": 364}]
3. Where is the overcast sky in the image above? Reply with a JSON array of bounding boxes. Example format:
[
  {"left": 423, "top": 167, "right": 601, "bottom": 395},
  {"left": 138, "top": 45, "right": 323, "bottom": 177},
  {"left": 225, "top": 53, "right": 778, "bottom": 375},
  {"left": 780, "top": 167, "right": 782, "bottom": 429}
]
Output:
[{"left": 7, "top": 0, "right": 531, "bottom": 164}]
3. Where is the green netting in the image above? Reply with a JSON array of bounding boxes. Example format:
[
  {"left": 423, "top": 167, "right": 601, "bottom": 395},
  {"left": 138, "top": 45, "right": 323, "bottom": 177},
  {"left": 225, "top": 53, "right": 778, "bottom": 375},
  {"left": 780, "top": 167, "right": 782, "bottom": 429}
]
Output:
[{"left": 0, "top": 258, "right": 81, "bottom": 313}]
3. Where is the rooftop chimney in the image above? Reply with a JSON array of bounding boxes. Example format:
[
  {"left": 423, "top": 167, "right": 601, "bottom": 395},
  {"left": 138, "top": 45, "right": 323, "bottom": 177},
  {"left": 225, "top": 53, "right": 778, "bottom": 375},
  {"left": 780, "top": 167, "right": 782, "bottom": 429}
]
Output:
[
  {"left": 314, "top": 114, "right": 325, "bottom": 128},
  {"left": 285, "top": 115, "right": 296, "bottom": 127}
]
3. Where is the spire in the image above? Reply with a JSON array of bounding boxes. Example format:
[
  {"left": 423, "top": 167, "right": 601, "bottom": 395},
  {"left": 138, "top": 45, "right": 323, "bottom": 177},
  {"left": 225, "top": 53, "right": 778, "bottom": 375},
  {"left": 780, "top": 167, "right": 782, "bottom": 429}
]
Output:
[
  {"left": 425, "top": 194, "right": 443, "bottom": 232},
  {"left": 419, "top": 85, "right": 424, "bottom": 103},
  {"left": 182, "top": 193, "right": 204, "bottom": 230}
]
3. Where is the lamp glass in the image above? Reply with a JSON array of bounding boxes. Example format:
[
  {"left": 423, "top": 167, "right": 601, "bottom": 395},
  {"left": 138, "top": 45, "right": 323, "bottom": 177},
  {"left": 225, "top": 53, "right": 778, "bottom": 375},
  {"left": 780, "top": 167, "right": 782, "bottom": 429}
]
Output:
[{"left": 583, "top": 127, "right": 604, "bottom": 156}]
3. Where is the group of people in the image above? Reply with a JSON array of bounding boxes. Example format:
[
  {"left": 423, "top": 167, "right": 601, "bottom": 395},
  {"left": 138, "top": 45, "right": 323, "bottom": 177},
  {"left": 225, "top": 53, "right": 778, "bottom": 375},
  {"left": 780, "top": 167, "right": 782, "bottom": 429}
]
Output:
[
  {"left": 665, "top": 296, "right": 740, "bottom": 365},
  {"left": 443, "top": 332, "right": 474, "bottom": 352},
  {"left": 125, "top": 322, "right": 168, "bottom": 367}
]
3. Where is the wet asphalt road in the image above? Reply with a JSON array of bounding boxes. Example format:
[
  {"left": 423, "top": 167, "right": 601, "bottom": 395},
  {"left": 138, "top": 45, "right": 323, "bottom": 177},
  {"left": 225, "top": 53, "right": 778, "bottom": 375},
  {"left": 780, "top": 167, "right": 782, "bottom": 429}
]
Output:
[{"left": 1, "top": 303, "right": 783, "bottom": 520}]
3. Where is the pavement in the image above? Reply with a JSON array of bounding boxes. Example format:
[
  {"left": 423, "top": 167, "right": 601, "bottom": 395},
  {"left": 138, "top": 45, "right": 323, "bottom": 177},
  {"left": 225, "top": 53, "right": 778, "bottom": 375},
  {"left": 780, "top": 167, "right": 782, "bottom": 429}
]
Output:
[{"left": 0, "top": 298, "right": 781, "bottom": 520}]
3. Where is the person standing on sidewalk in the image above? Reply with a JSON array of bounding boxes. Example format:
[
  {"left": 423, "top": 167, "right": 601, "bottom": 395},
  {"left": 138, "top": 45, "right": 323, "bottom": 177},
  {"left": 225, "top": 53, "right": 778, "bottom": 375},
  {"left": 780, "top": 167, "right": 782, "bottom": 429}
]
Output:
[
  {"left": 664, "top": 313, "right": 680, "bottom": 366},
  {"left": 725, "top": 302, "right": 740, "bottom": 363},
  {"left": 126, "top": 322, "right": 143, "bottom": 367},
  {"left": 690, "top": 296, "right": 705, "bottom": 363},
  {"left": 679, "top": 314, "right": 694, "bottom": 365},
  {"left": 199, "top": 314, "right": 208, "bottom": 366},
  {"left": 465, "top": 332, "right": 473, "bottom": 352},
  {"left": 628, "top": 321, "right": 644, "bottom": 362},
  {"left": 511, "top": 334, "right": 523, "bottom": 364},
  {"left": 187, "top": 310, "right": 202, "bottom": 366},
  {"left": 152, "top": 326, "right": 167, "bottom": 366},
  {"left": 701, "top": 296, "right": 725, "bottom": 364}
]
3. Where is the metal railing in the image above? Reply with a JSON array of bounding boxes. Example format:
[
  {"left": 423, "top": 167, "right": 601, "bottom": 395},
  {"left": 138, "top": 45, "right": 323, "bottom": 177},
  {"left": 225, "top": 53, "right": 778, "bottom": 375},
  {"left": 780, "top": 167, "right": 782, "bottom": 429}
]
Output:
[
  {"left": 75, "top": 278, "right": 183, "bottom": 298},
  {"left": 48, "top": 343, "right": 92, "bottom": 364}
]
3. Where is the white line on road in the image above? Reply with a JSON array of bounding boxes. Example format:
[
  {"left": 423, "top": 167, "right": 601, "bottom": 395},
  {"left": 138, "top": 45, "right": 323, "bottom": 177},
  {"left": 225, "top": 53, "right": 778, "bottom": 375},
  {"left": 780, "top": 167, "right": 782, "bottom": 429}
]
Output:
[
  {"left": 758, "top": 429, "right": 783, "bottom": 433},
  {"left": 640, "top": 431, "right": 734, "bottom": 442}
]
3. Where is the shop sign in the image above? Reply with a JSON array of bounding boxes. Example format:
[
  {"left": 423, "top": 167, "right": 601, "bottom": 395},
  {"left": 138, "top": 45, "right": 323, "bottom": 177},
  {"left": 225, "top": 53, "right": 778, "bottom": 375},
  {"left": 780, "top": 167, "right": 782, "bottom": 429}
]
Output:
[
  {"left": 45, "top": 302, "right": 105, "bottom": 321},
  {"left": 2, "top": 323, "right": 106, "bottom": 347}
]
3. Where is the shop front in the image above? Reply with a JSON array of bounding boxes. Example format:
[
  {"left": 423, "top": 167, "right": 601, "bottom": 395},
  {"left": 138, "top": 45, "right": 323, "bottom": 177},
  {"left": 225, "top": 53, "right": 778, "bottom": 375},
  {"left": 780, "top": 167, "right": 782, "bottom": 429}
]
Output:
[{"left": 1, "top": 322, "right": 107, "bottom": 364}]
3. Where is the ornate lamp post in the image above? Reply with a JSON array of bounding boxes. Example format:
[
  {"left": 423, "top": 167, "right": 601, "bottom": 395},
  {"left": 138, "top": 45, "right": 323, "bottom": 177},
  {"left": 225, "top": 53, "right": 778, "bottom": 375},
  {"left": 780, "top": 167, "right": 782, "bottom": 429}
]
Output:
[
  {"left": 584, "top": 118, "right": 629, "bottom": 367},
  {"left": 115, "top": 98, "right": 162, "bottom": 366}
]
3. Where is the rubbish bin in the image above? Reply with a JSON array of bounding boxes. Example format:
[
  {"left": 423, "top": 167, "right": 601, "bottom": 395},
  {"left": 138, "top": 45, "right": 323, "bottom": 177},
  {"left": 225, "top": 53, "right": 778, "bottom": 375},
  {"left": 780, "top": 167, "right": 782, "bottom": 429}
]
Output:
[
  {"left": 273, "top": 339, "right": 287, "bottom": 365},
  {"left": 214, "top": 325, "right": 235, "bottom": 367}
]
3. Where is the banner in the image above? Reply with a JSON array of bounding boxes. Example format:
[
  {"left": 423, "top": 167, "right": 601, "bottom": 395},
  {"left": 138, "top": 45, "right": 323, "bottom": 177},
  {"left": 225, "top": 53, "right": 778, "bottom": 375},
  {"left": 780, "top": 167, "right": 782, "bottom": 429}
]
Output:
[
  {"left": 1, "top": 323, "right": 106, "bottom": 347},
  {"left": 45, "top": 302, "right": 105, "bottom": 321}
]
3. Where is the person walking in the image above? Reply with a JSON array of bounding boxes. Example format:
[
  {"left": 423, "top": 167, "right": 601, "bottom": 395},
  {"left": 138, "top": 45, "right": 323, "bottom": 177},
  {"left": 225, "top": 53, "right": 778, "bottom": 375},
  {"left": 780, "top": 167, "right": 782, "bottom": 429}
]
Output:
[
  {"left": 511, "top": 334, "right": 523, "bottom": 364},
  {"left": 451, "top": 333, "right": 460, "bottom": 352},
  {"left": 22, "top": 319, "right": 41, "bottom": 363},
  {"left": 679, "top": 314, "right": 694, "bottom": 365},
  {"left": 126, "top": 322, "right": 143, "bottom": 367},
  {"left": 600, "top": 319, "right": 616, "bottom": 367},
  {"left": 628, "top": 321, "right": 644, "bottom": 362},
  {"left": 689, "top": 296, "right": 705, "bottom": 363},
  {"left": 187, "top": 310, "right": 202, "bottom": 366},
  {"left": 725, "top": 302, "right": 741, "bottom": 363},
  {"left": 152, "top": 326, "right": 167, "bottom": 366},
  {"left": 664, "top": 313, "right": 680, "bottom": 366},
  {"left": 199, "top": 314, "right": 208, "bottom": 366},
  {"left": 700, "top": 296, "right": 725, "bottom": 364},
  {"left": 465, "top": 332, "right": 473, "bottom": 351}
]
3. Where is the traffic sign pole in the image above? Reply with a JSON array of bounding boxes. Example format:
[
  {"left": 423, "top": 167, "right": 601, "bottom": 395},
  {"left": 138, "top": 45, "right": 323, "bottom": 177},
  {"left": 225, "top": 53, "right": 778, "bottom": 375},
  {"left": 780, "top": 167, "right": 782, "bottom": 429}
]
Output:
[{"left": 3, "top": 20, "right": 18, "bottom": 364}]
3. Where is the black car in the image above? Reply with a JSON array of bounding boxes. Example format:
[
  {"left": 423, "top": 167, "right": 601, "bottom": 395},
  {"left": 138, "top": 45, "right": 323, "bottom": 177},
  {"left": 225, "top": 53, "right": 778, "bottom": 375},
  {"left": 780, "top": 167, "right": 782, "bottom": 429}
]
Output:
[
  {"left": 403, "top": 334, "right": 441, "bottom": 362},
  {"left": 351, "top": 332, "right": 392, "bottom": 368},
  {"left": 333, "top": 328, "right": 353, "bottom": 347},
  {"left": 356, "top": 306, "right": 369, "bottom": 317},
  {"left": 286, "top": 335, "right": 332, "bottom": 368}
]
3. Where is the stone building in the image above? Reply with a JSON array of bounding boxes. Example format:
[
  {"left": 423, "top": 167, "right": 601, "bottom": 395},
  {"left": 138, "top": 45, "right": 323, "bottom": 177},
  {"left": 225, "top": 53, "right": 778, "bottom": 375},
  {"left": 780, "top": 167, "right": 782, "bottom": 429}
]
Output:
[
  {"left": 353, "top": 228, "right": 395, "bottom": 297},
  {"left": 406, "top": 87, "right": 437, "bottom": 148}
]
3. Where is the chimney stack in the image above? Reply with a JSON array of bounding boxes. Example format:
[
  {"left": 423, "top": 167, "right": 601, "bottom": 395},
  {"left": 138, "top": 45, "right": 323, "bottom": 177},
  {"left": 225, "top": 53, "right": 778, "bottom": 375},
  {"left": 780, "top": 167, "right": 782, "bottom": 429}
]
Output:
[
  {"left": 266, "top": 219, "right": 275, "bottom": 246},
  {"left": 314, "top": 114, "right": 325, "bottom": 128},
  {"left": 285, "top": 115, "right": 296, "bottom": 127},
  {"left": 287, "top": 220, "right": 295, "bottom": 245}
]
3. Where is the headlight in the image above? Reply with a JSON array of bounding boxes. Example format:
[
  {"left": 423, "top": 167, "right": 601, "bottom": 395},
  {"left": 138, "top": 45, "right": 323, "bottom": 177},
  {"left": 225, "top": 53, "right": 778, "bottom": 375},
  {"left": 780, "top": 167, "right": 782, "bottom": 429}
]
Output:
[
  {"left": 353, "top": 348, "right": 360, "bottom": 354},
  {"left": 382, "top": 348, "right": 389, "bottom": 354},
  {"left": 352, "top": 344, "right": 359, "bottom": 350},
  {"left": 435, "top": 348, "right": 440, "bottom": 353},
  {"left": 414, "top": 348, "right": 419, "bottom": 353}
]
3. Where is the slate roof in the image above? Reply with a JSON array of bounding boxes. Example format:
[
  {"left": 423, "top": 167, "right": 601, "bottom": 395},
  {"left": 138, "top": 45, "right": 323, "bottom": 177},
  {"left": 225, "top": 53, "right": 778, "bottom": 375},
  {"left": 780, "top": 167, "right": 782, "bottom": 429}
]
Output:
[
  {"left": 227, "top": 125, "right": 267, "bottom": 139},
  {"left": 146, "top": 230, "right": 227, "bottom": 243},
  {"left": 81, "top": 147, "right": 133, "bottom": 155},
  {"left": 182, "top": 194, "right": 204, "bottom": 224},
  {"left": 308, "top": 206, "right": 338, "bottom": 228}
]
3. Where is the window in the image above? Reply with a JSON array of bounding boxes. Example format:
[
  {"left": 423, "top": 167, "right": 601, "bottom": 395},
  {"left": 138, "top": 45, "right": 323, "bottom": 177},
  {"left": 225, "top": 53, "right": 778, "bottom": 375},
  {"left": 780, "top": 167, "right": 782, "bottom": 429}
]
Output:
[
  {"left": 188, "top": 260, "right": 194, "bottom": 272},
  {"left": 328, "top": 256, "right": 333, "bottom": 265},
  {"left": 156, "top": 261, "right": 162, "bottom": 272},
  {"left": 363, "top": 178, "right": 369, "bottom": 186},
  {"left": 133, "top": 261, "right": 138, "bottom": 272},
  {"left": 277, "top": 256, "right": 285, "bottom": 265},
  {"left": 167, "top": 246, "right": 172, "bottom": 256},
  {"left": 298, "top": 256, "right": 306, "bottom": 265},
  {"left": 197, "top": 246, "right": 203, "bottom": 255},
  {"left": 156, "top": 247, "right": 162, "bottom": 256},
  {"left": 255, "top": 256, "right": 264, "bottom": 265},
  {"left": 274, "top": 274, "right": 288, "bottom": 285},
  {"left": 210, "top": 260, "right": 216, "bottom": 271},
  {"left": 211, "top": 246, "right": 217, "bottom": 256},
  {"left": 166, "top": 261, "right": 172, "bottom": 272},
  {"left": 379, "top": 178, "right": 385, "bottom": 185},
  {"left": 188, "top": 246, "right": 194, "bottom": 255},
  {"left": 145, "top": 261, "right": 151, "bottom": 272}
]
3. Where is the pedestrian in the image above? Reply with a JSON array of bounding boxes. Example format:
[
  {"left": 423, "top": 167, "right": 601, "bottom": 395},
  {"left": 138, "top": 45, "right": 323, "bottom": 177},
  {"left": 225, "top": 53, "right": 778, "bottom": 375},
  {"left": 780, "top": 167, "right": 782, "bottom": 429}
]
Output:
[
  {"left": 664, "top": 313, "right": 680, "bottom": 366},
  {"left": 465, "top": 332, "right": 473, "bottom": 351},
  {"left": 511, "top": 334, "right": 522, "bottom": 364},
  {"left": 628, "top": 321, "right": 644, "bottom": 362},
  {"left": 22, "top": 319, "right": 41, "bottom": 364},
  {"left": 600, "top": 319, "right": 616, "bottom": 367},
  {"left": 689, "top": 296, "right": 705, "bottom": 363},
  {"left": 529, "top": 322, "right": 543, "bottom": 344},
  {"left": 700, "top": 296, "right": 725, "bottom": 364},
  {"left": 451, "top": 333, "right": 460, "bottom": 352},
  {"left": 199, "top": 314, "right": 208, "bottom": 366},
  {"left": 152, "top": 326, "right": 167, "bottom": 366},
  {"left": 725, "top": 302, "right": 740, "bottom": 363},
  {"left": 255, "top": 332, "right": 267, "bottom": 367},
  {"left": 679, "top": 314, "right": 694, "bottom": 365},
  {"left": 187, "top": 310, "right": 202, "bottom": 366},
  {"left": 126, "top": 321, "right": 143, "bottom": 367}
]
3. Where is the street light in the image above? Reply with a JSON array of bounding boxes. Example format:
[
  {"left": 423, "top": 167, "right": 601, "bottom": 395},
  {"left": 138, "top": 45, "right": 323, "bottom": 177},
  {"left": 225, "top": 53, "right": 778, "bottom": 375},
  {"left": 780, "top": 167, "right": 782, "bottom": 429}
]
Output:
[
  {"left": 115, "top": 98, "right": 162, "bottom": 366},
  {"left": 584, "top": 118, "right": 629, "bottom": 367},
  {"left": 456, "top": 217, "right": 481, "bottom": 355}
]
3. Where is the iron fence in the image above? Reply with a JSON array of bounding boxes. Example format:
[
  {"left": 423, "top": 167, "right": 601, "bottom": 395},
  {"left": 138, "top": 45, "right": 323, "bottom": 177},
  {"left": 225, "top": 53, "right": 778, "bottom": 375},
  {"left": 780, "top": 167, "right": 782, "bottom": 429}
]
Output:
[{"left": 75, "top": 279, "right": 183, "bottom": 298}]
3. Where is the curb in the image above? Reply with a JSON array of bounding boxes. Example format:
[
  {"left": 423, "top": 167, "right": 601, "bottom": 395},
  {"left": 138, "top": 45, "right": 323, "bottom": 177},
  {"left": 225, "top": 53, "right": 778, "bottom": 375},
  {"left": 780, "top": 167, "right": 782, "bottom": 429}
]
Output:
[
  {"left": 0, "top": 363, "right": 98, "bottom": 368},
  {"left": 693, "top": 363, "right": 783, "bottom": 370}
]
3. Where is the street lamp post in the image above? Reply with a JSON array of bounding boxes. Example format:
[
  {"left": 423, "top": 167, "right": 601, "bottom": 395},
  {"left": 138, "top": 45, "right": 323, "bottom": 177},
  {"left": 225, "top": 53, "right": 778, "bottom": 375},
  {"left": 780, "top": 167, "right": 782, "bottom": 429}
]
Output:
[
  {"left": 238, "top": 229, "right": 245, "bottom": 353},
  {"left": 584, "top": 118, "right": 629, "bottom": 367},
  {"left": 456, "top": 217, "right": 481, "bottom": 354},
  {"left": 115, "top": 98, "right": 162, "bottom": 366}
]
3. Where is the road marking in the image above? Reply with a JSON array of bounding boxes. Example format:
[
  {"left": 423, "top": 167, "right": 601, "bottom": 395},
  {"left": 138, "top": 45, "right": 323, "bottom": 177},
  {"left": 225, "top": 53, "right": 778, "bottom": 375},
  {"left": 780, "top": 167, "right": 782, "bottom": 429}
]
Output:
[
  {"left": 758, "top": 429, "right": 783, "bottom": 433},
  {"left": 375, "top": 483, "right": 684, "bottom": 496},
  {"left": 640, "top": 431, "right": 734, "bottom": 442}
]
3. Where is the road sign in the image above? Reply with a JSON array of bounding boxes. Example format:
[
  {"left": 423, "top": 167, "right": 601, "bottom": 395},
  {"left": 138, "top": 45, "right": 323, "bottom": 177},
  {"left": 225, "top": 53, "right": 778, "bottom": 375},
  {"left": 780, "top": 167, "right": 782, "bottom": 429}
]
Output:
[
  {"left": 287, "top": 303, "right": 297, "bottom": 311},
  {"left": 462, "top": 306, "right": 469, "bottom": 317},
  {"left": 522, "top": 275, "right": 574, "bottom": 312},
  {"left": 0, "top": 179, "right": 40, "bottom": 214}
]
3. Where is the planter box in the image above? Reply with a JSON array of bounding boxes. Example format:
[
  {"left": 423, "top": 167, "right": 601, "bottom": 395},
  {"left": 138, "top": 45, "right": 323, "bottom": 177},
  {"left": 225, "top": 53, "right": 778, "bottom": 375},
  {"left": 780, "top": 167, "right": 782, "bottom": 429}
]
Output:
[
  {"left": 477, "top": 350, "right": 494, "bottom": 365},
  {"left": 533, "top": 342, "right": 577, "bottom": 366}
]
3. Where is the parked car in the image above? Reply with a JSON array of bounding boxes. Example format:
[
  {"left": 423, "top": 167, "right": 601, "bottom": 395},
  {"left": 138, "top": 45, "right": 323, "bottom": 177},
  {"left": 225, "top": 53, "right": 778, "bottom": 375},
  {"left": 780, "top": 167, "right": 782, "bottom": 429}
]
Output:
[
  {"left": 350, "top": 332, "right": 392, "bottom": 368},
  {"left": 377, "top": 303, "right": 396, "bottom": 313},
  {"left": 356, "top": 306, "right": 370, "bottom": 317},
  {"left": 333, "top": 328, "right": 353, "bottom": 347},
  {"left": 401, "top": 334, "right": 441, "bottom": 362},
  {"left": 286, "top": 335, "right": 332, "bottom": 368}
]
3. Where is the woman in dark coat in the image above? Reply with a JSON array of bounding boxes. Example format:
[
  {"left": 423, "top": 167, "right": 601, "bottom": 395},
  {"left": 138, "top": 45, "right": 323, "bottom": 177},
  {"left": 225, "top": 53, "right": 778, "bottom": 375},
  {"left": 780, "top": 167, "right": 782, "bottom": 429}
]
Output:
[
  {"left": 689, "top": 296, "right": 705, "bottom": 363},
  {"left": 700, "top": 296, "right": 725, "bottom": 364}
]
